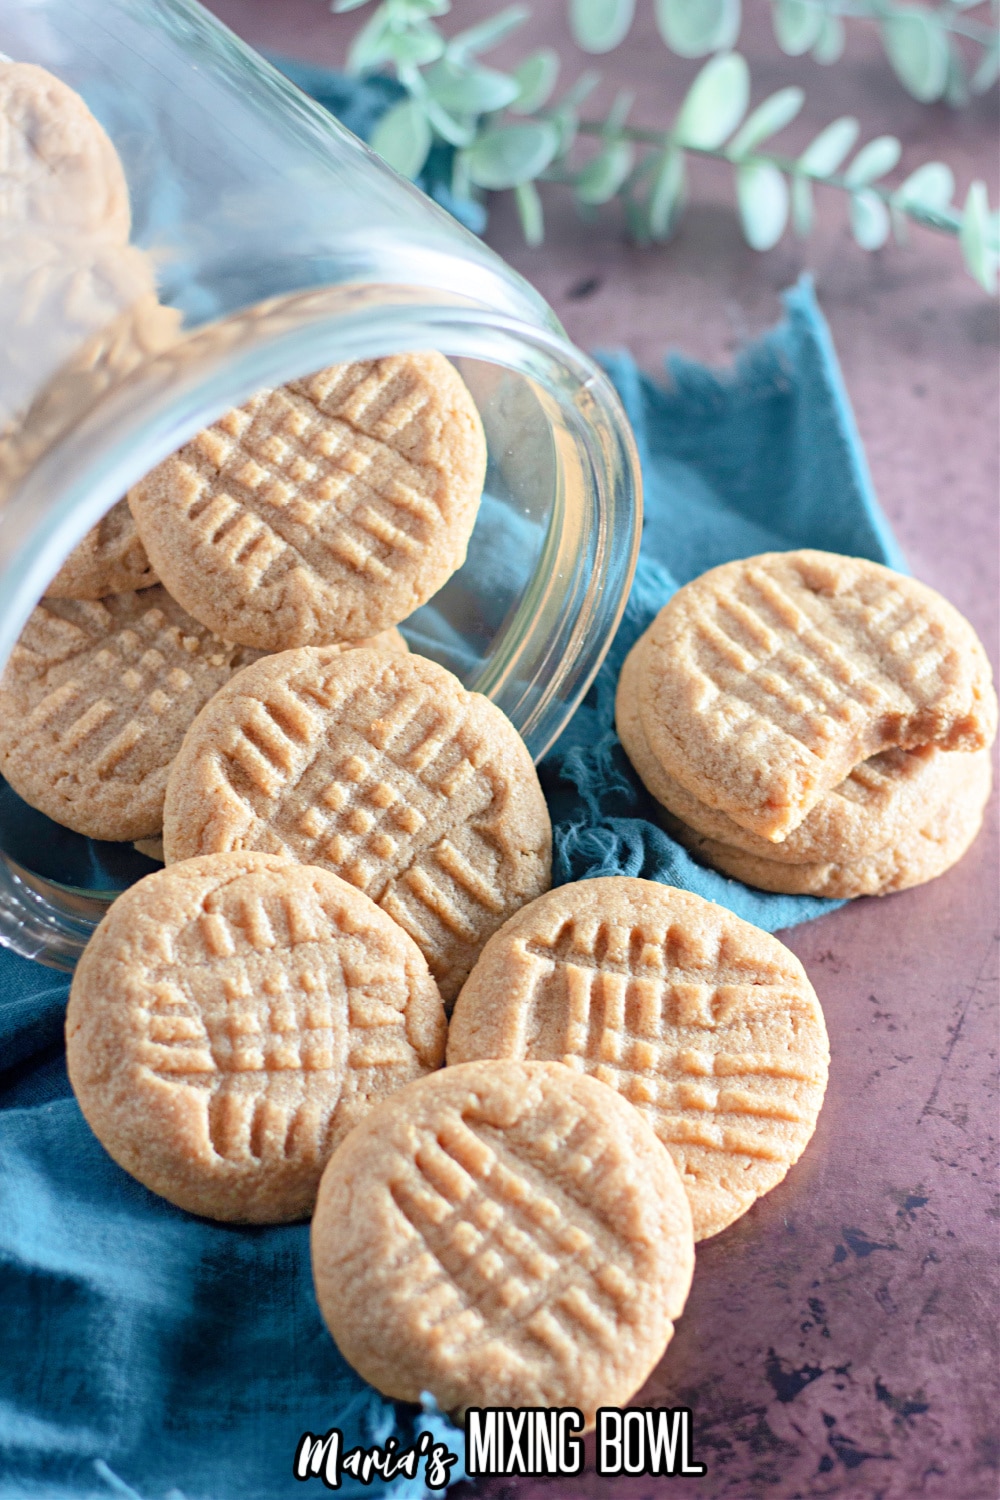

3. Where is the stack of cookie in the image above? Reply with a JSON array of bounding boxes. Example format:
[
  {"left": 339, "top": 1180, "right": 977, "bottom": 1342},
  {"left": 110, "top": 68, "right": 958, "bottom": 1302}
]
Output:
[
  {"left": 65, "top": 629, "right": 559, "bottom": 1224},
  {"left": 311, "top": 873, "right": 828, "bottom": 1424},
  {"left": 70, "top": 859, "right": 832, "bottom": 1422},
  {"left": 0, "top": 62, "right": 182, "bottom": 500},
  {"left": 68, "top": 871, "right": 702, "bottom": 1421},
  {"left": 13, "top": 61, "right": 989, "bottom": 1428},
  {"left": 0, "top": 349, "right": 488, "bottom": 845},
  {"left": 617, "top": 550, "right": 996, "bottom": 897},
  {"left": 3, "top": 340, "right": 564, "bottom": 1015},
  {"left": 48, "top": 548, "right": 839, "bottom": 1423},
  {"left": 1, "top": 58, "right": 494, "bottom": 876},
  {"left": 160, "top": 643, "right": 553, "bottom": 1004}
]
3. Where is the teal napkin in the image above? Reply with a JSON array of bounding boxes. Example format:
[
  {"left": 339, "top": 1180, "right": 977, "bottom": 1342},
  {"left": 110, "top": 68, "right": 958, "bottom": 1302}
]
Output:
[{"left": 0, "top": 69, "right": 905, "bottom": 1500}]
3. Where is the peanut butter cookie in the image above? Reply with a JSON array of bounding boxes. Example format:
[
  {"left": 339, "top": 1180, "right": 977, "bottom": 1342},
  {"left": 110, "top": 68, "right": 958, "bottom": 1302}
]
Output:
[
  {"left": 66, "top": 852, "right": 446, "bottom": 1222},
  {"left": 128, "top": 354, "right": 487, "bottom": 650},
  {"left": 447, "top": 878, "right": 830, "bottom": 1240},
  {"left": 668, "top": 748, "right": 991, "bottom": 897},
  {"left": 617, "top": 631, "right": 985, "bottom": 867},
  {"left": 635, "top": 551, "right": 996, "bottom": 843},
  {"left": 0, "top": 588, "right": 262, "bottom": 841},
  {"left": 45, "top": 498, "right": 157, "bottom": 599},
  {"left": 163, "top": 647, "right": 551, "bottom": 1001},
  {"left": 0, "top": 593, "right": 404, "bottom": 841},
  {"left": 310, "top": 1059, "right": 694, "bottom": 1420},
  {"left": 0, "top": 62, "right": 130, "bottom": 237}
]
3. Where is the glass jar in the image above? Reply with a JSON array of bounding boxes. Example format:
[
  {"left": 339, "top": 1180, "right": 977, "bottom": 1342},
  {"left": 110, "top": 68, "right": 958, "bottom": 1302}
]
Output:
[{"left": 0, "top": 0, "right": 641, "bottom": 969}]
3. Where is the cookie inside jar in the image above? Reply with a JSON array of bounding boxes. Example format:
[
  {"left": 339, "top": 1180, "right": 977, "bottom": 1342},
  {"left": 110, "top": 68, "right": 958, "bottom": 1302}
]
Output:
[
  {"left": 0, "top": 35, "right": 639, "bottom": 970},
  {"left": 0, "top": 348, "right": 560, "bottom": 929}
]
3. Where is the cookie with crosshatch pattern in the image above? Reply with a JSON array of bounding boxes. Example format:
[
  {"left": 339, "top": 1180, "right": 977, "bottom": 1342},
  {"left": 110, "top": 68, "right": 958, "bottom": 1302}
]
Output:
[
  {"left": 447, "top": 878, "right": 830, "bottom": 1240},
  {"left": 310, "top": 1059, "right": 694, "bottom": 1420},
  {"left": 127, "top": 353, "right": 487, "bottom": 651},
  {"left": 162, "top": 646, "right": 551, "bottom": 1003},
  {"left": 0, "top": 588, "right": 405, "bottom": 842},
  {"left": 635, "top": 550, "right": 997, "bottom": 844},
  {"left": 66, "top": 852, "right": 446, "bottom": 1223},
  {"left": 617, "top": 628, "right": 989, "bottom": 867},
  {"left": 0, "top": 587, "right": 261, "bottom": 841}
]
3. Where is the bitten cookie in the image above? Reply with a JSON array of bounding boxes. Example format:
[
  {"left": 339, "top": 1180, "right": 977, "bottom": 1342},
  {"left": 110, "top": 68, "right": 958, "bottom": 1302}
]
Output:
[
  {"left": 311, "top": 1059, "right": 694, "bottom": 1420},
  {"left": 128, "top": 354, "right": 487, "bottom": 650},
  {"left": 667, "top": 748, "right": 991, "bottom": 897},
  {"left": 0, "top": 591, "right": 404, "bottom": 842},
  {"left": 635, "top": 551, "right": 997, "bottom": 843},
  {"left": 66, "top": 852, "right": 447, "bottom": 1222},
  {"left": 447, "top": 878, "right": 830, "bottom": 1240},
  {"left": 45, "top": 498, "right": 157, "bottom": 599},
  {"left": 617, "top": 632, "right": 985, "bottom": 866},
  {"left": 162, "top": 647, "right": 551, "bottom": 1001},
  {"left": 0, "top": 62, "right": 130, "bottom": 237}
]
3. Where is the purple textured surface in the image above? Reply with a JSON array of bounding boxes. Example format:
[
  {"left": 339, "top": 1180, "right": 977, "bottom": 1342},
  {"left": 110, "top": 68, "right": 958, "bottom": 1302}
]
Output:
[{"left": 205, "top": 5, "right": 999, "bottom": 1495}]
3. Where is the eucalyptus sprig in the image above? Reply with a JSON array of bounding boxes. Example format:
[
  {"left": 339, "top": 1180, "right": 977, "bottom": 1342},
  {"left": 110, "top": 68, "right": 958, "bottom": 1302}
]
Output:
[
  {"left": 332, "top": 0, "right": 1000, "bottom": 292},
  {"left": 569, "top": 0, "right": 1000, "bottom": 108}
]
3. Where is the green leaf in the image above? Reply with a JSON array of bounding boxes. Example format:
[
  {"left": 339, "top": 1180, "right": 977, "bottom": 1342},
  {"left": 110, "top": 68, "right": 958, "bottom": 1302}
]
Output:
[
  {"left": 881, "top": 10, "right": 949, "bottom": 102},
  {"left": 420, "top": 95, "right": 476, "bottom": 148},
  {"left": 960, "top": 180, "right": 999, "bottom": 294},
  {"left": 944, "top": 41, "right": 970, "bottom": 108},
  {"left": 451, "top": 149, "right": 472, "bottom": 201},
  {"left": 448, "top": 6, "right": 529, "bottom": 60},
  {"left": 569, "top": 0, "right": 636, "bottom": 53},
  {"left": 346, "top": 8, "right": 394, "bottom": 73},
  {"left": 514, "top": 179, "right": 545, "bottom": 245},
  {"left": 648, "top": 145, "right": 686, "bottom": 238},
  {"left": 737, "top": 161, "right": 788, "bottom": 249},
  {"left": 791, "top": 175, "right": 813, "bottom": 237},
  {"left": 890, "top": 202, "right": 909, "bottom": 246},
  {"left": 986, "top": 211, "right": 1000, "bottom": 258},
  {"left": 510, "top": 49, "right": 560, "bottom": 113},
  {"left": 626, "top": 196, "right": 653, "bottom": 244},
  {"left": 332, "top": 0, "right": 374, "bottom": 12},
  {"left": 461, "top": 120, "right": 561, "bottom": 189},
  {"left": 772, "top": 0, "right": 823, "bottom": 57},
  {"left": 674, "top": 52, "right": 750, "bottom": 149},
  {"left": 971, "top": 37, "right": 1000, "bottom": 95},
  {"left": 812, "top": 14, "right": 844, "bottom": 65},
  {"left": 798, "top": 116, "right": 859, "bottom": 177},
  {"left": 655, "top": 0, "right": 741, "bottom": 58},
  {"left": 424, "top": 59, "right": 520, "bottom": 114},
  {"left": 844, "top": 135, "right": 901, "bottom": 188},
  {"left": 384, "top": 25, "right": 445, "bottom": 67},
  {"left": 850, "top": 190, "right": 890, "bottom": 250},
  {"left": 369, "top": 97, "right": 432, "bottom": 179},
  {"left": 386, "top": 0, "right": 449, "bottom": 15},
  {"left": 894, "top": 162, "right": 954, "bottom": 213},
  {"left": 727, "top": 86, "right": 803, "bottom": 160},
  {"left": 575, "top": 138, "right": 635, "bottom": 203}
]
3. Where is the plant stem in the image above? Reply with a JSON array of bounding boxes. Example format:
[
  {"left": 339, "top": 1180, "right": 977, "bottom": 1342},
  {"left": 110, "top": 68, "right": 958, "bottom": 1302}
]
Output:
[{"left": 575, "top": 119, "right": 963, "bottom": 236}]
